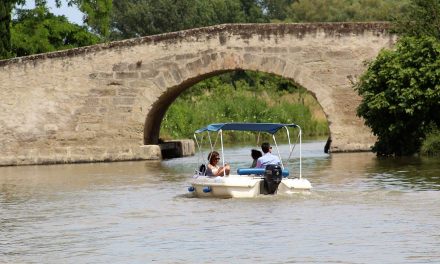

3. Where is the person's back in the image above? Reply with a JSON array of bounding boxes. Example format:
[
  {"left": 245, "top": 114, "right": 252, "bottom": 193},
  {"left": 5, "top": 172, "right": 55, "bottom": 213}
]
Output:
[
  {"left": 251, "top": 149, "right": 262, "bottom": 168},
  {"left": 256, "top": 142, "right": 281, "bottom": 168}
]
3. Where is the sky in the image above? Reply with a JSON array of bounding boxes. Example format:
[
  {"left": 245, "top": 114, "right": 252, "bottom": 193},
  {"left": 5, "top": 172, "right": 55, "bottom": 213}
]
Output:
[{"left": 20, "top": 1, "right": 84, "bottom": 25}]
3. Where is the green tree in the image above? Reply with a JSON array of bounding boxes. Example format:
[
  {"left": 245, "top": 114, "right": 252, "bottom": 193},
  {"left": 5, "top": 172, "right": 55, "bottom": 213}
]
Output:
[
  {"left": 33, "top": 0, "right": 112, "bottom": 37},
  {"left": 239, "top": 0, "right": 267, "bottom": 22},
  {"left": 262, "top": 0, "right": 296, "bottom": 21},
  {"left": 287, "top": 0, "right": 410, "bottom": 22},
  {"left": 11, "top": 6, "right": 99, "bottom": 57},
  {"left": 0, "top": 0, "right": 111, "bottom": 60},
  {"left": 0, "top": 0, "right": 25, "bottom": 59},
  {"left": 356, "top": 0, "right": 440, "bottom": 156},
  {"left": 110, "top": 0, "right": 268, "bottom": 39},
  {"left": 394, "top": 0, "right": 440, "bottom": 39},
  {"left": 356, "top": 36, "right": 440, "bottom": 156},
  {"left": 74, "top": 0, "right": 112, "bottom": 37}
]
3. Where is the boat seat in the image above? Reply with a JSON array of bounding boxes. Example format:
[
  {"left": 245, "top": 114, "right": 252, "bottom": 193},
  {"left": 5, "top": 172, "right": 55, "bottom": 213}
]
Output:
[{"left": 236, "top": 168, "right": 289, "bottom": 177}]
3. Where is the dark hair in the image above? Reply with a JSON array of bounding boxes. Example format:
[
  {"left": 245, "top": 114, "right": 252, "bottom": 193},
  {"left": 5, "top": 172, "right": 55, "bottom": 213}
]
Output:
[
  {"left": 207, "top": 151, "right": 220, "bottom": 164},
  {"left": 261, "top": 142, "right": 271, "bottom": 153},
  {"left": 251, "top": 149, "right": 262, "bottom": 160}
]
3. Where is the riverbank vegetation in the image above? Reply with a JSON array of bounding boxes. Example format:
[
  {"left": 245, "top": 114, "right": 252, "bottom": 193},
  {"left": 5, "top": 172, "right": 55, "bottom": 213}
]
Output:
[
  {"left": 421, "top": 129, "right": 440, "bottom": 156},
  {"left": 160, "top": 71, "right": 329, "bottom": 141},
  {"left": 356, "top": 0, "right": 440, "bottom": 156}
]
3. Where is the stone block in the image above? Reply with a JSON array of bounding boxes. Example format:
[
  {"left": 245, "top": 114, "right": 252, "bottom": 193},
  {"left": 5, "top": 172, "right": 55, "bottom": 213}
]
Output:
[
  {"left": 186, "top": 59, "right": 203, "bottom": 73},
  {"left": 44, "top": 124, "right": 58, "bottom": 132},
  {"left": 115, "top": 72, "right": 139, "bottom": 79},
  {"left": 74, "top": 107, "right": 97, "bottom": 115},
  {"left": 175, "top": 53, "right": 198, "bottom": 61},
  {"left": 160, "top": 139, "right": 195, "bottom": 158},
  {"left": 116, "top": 106, "right": 133, "bottom": 113},
  {"left": 84, "top": 98, "right": 100, "bottom": 106},
  {"left": 141, "top": 69, "right": 159, "bottom": 78},
  {"left": 90, "top": 88, "right": 116, "bottom": 96},
  {"left": 117, "top": 88, "right": 140, "bottom": 96},
  {"left": 112, "top": 62, "right": 129, "bottom": 71},
  {"left": 113, "top": 97, "right": 135, "bottom": 106},
  {"left": 263, "top": 47, "right": 288, "bottom": 53},
  {"left": 138, "top": 145, "right": 162, "bottom": 160}
]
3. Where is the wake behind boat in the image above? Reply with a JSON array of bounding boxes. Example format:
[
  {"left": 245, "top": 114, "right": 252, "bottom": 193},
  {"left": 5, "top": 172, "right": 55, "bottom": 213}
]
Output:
[{"left": 188, "top": 123, "right": 312, "bottom": 198}]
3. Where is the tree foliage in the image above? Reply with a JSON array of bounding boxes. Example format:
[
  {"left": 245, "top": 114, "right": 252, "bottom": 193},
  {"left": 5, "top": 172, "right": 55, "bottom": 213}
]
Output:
[
  {"left": 0, "top": 0, "right": 25, "bottom": 59},
  {"left": 75, "top": 0, "right": 112, "bottom": 37},
  {"left": 11, "top": 6, "right": 99, "bottom": 57},
  {"left": 1, "top": 0, "right": 111, "bottom": 60},
  {"left": 161, "top": 71, "right": 328, "bottom": 140},
  {"left": 356, "top": 0, "right": 440, "bottom": 156},
  {"left": 261, "top": 0, "right": 297, "bottom": 21},
  {"left": 110, "top": 0, "right": 268, "bottom": 39},
  {"left": 287, "top": 0, "right": 410, "bottom": 22},
  {"left": 356, "top": 36, "right": 440, "bottom": 156},
  {"left": 394, "top": 0, "right": 440, "bottom": 39},
  {"left": 35, "top": 0, "right": 112, "bottom": 37}
]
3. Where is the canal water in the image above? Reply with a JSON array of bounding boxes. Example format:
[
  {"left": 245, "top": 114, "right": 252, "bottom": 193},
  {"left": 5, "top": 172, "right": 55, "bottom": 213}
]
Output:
[{"left": 1, "top": 141, "right": 439, "bottom": 263}]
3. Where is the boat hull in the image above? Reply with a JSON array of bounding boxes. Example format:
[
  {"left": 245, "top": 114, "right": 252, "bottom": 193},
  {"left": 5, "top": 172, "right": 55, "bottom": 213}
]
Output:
[{"left": 190, "top": 175, "right": 311, "bottom": 198}]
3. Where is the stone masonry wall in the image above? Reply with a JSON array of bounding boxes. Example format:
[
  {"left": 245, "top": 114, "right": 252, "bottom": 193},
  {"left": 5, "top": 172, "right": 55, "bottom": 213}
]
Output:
[{"left": 0, "top": 23, "right": 396, "bottom": 166}]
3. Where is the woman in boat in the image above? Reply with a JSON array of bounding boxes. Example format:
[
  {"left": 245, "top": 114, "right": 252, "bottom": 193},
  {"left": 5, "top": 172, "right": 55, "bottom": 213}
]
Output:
[
  {"left": 251, "top": 149, "right": 262, "bottom": 168},
  {"left": 206, "top": 151, "right": 230, "bottom": 176}
]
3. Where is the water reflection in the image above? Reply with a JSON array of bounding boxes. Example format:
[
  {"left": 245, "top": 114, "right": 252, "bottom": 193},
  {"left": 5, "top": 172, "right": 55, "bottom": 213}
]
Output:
[
  {"left": 369, "top": 156, "right": 440, "bottom": 191},
  {"left": 301, "top": 151, "right": 440, "bottom": 191}
]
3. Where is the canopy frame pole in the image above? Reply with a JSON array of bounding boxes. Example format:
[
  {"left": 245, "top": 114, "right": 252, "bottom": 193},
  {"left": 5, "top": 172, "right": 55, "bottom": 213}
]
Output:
[
  {"left": 207, "top": 131, "right": 213, "bottom": 153},
  {"left": 220, "top": 129, "right": 226, "bottom": 176},
  {"left": 288, "top": 130, "right": 300, "bottom": 160},
  {"left": 194, "top": 134, "right": 202, "bottom": 163},
  {"left": 213, "top": 131, "right": 220, "bottom": 150},
  {"left": 284, "top": 126, "right": 292, "bottom": 152},
  {"left": 299, "top": 126, "right": 302, "bottom": 179},
  {"left": 272, "top": 134, "right": 284, "bottom": 170}
]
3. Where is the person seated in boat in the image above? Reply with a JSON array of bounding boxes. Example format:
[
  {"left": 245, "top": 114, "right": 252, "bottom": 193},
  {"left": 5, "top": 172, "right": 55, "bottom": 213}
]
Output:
[
  {"left": 206, "top": 151, "right": 230, "bottom": 176},
  {"left": 256, "top": 142, "right": 281, "bottom": 168},
  {"left": 251, "top": 149, "right": 262, "bottom": 168}
]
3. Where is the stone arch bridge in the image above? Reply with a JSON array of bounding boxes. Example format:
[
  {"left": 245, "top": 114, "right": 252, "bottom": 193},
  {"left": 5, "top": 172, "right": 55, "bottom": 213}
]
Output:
[{"left": 0, "top": 23, "right": 396, "bottom": 166}]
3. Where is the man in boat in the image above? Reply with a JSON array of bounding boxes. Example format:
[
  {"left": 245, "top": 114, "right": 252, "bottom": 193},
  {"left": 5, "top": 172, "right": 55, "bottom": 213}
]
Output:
[{"left": 255, "top": 142, "right": 281, "bottom": 168}]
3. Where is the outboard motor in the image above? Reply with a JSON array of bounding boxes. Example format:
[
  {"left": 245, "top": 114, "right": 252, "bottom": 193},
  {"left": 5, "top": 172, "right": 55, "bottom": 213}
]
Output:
[{"left": 261, "top": 164, "right": 283, "bottom": 194}]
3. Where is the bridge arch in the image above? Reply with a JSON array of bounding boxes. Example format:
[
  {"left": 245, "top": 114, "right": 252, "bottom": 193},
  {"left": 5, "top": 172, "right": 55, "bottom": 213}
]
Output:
[
  {"left": 143, "top": 56, "right": 329, "bottom": 145},
  {"left": 0, "top": 23, "right": 396, "bottom": 165}
]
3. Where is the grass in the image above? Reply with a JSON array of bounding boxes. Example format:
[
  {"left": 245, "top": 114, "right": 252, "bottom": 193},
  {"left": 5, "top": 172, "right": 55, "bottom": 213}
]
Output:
[
  {"left": 420, "top": 132, "right": 440, "bottom": 156},
  {"left": 160, "top": 71, "right": 329, "bottom": 141}
]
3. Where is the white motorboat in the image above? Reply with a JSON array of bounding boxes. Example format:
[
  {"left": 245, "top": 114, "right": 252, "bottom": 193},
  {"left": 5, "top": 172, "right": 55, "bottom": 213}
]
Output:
[{"left": 188, "top": 123, "right": 312, "bottom": 198}]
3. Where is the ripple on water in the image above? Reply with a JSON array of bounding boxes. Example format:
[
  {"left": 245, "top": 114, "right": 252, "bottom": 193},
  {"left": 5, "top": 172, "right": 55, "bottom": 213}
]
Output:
[{"left": 1, "top": 144, "right": 440, "bottom": 263}]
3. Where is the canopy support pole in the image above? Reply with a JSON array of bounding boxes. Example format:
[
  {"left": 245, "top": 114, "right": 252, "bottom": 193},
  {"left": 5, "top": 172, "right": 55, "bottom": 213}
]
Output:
[
  {"left": 194, "top": 134, "right": 202, "bottom": 164},
  {"left": 207, "top": 132, "right": 213, "bottom": 152},
  {"left": 256, "top": 132, "right": 261, "bottom": 148},
  {"left": 299, "top": 126, "right": 302, "bottom": 179},
  {"left": 220, "top": 129, "right": 226, "bottom": 177},
  {"left": 284, "top": 126, "right": 292, "bottom": 152},
  {"left": 272, "top": 134, "right": 284, "bottom": 170}
]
